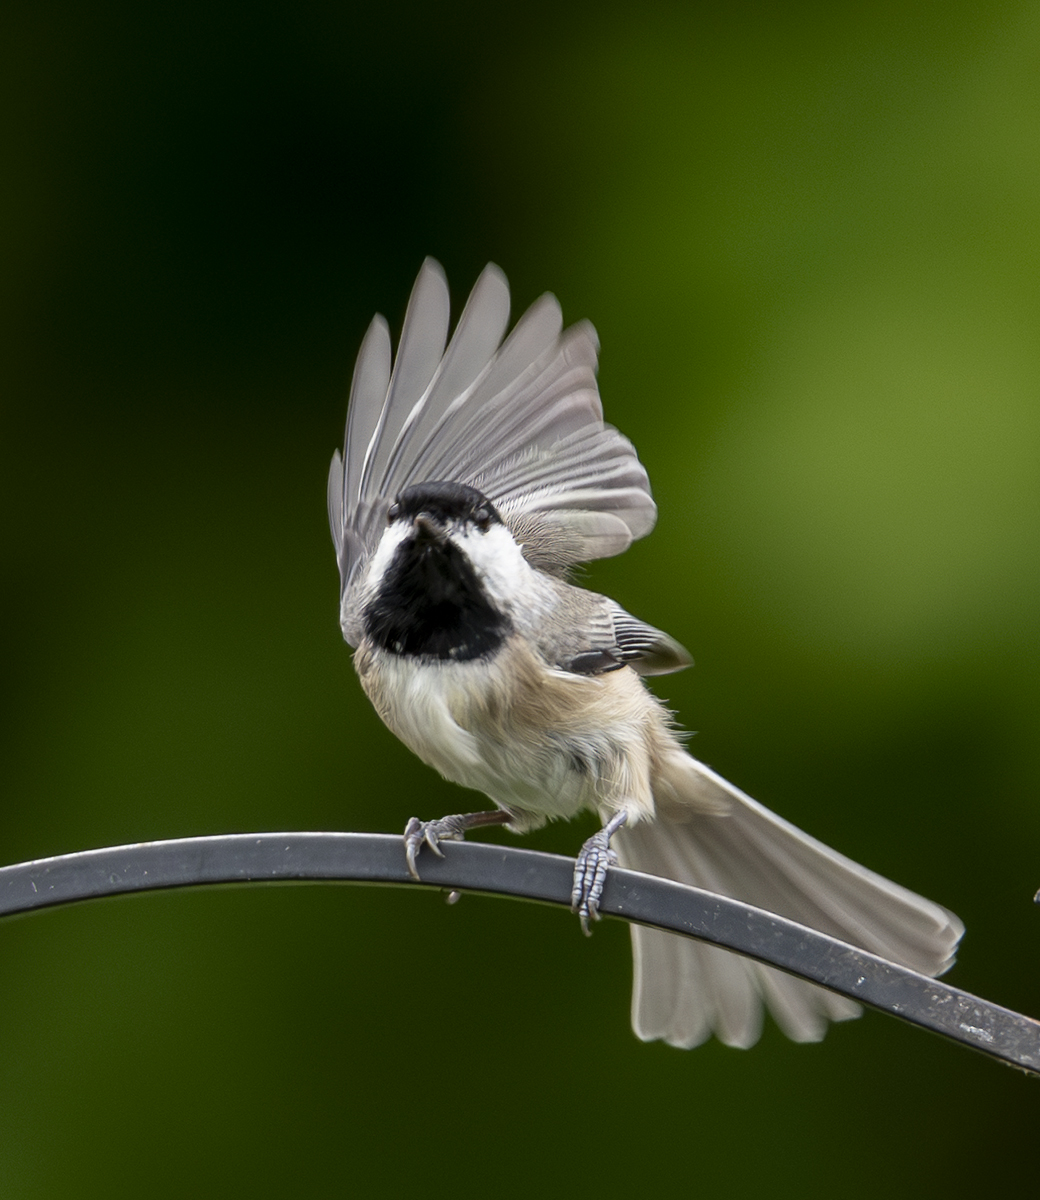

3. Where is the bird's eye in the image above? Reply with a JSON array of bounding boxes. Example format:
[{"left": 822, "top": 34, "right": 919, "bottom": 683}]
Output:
[
  {"left": 387, "top": 502, "right": 401, "bottom": 524},
  {"left": 475, "top": 507, "right": 491, "bottom": 532}
]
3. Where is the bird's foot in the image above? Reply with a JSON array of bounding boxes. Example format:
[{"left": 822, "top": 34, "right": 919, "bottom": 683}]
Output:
[
  {"left": 571, "top": 810, "right": 628, "bottom": 935},
  {"left": 403, "top": 810, "right": 512, "bottom": 880}
]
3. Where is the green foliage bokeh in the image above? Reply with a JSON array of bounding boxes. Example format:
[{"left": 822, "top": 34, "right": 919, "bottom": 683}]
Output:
[{"left": 2, "top": 2, "right": 1038, "bottom": 1195}]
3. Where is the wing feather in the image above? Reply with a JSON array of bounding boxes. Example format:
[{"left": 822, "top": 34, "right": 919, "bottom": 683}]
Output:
[
  {"left": 343, "top": 316, "right": 392, "bottom": 512},
  {"left": 609, "top": 606, "right": 692, "bottom": 675},
  {"left": 379, "top": 263, "right": 511, "bottom": 499},
  {"left": 359, "top": 259, "right": 450, "bottom": 503}
]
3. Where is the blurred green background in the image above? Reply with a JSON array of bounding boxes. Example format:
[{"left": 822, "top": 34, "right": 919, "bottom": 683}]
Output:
[{"left": 2, "top": 0, "right": 1039, "bottom": 1194}]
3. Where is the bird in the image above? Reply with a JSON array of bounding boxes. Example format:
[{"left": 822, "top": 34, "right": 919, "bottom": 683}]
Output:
[{"left": 327, "top": 258, "right": 964, "bottom": 1049}]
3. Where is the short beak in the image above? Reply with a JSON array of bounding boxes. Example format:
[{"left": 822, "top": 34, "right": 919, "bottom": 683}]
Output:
[{"left": 413, "top": 513, "right": 445, "bottom": 542}]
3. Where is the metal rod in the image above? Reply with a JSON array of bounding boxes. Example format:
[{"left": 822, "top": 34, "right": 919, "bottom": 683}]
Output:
[{"left": 1, "top": 831, "right": 1035, "bottom": 1074}]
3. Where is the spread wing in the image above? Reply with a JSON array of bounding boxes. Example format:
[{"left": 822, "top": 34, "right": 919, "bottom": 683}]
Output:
[{"left": 328, "top": 259, "right": 657, "bottom": 601}]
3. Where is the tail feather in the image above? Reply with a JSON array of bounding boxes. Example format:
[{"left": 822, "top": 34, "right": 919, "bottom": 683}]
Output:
[
  {"left": 615, "top": 754, "right": 963, "bottom": 1049},
  {"left": 630, "top": 824, "right": 765, "bottom": 1048}
]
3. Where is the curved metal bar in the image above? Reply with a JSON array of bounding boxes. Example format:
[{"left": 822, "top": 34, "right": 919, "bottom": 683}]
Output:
[{"left": 0, "top": 831, "right": 1036, "bottom": 1074}]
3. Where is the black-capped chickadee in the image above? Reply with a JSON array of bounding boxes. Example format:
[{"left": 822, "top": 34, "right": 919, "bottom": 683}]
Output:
[{"left": 327, "top": 260, "right": 963, "bottom": 1049}]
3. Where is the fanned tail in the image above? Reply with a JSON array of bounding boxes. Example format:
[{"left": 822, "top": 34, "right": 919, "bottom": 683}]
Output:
[{"left": 615, "top": 752, "right": 964, "bottom": 1049}]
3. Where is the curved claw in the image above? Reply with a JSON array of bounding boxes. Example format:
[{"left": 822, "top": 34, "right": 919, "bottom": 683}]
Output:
[
  {"left": 403, "top": 811, "right": 511, "bottom": 880},
  {"left": 423, "top": 825, "right": 448, "bottom": 859},
  {"left": 571, "top": 810, "right": 628, "bottom": 935},
  {"left": 404, "top": 815, "right": 456, "bottom": 880},
  {"left": 403, "top": 817, "right": 426, "bottom": 880}
]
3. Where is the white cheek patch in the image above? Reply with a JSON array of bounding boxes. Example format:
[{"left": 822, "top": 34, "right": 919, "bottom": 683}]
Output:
[
  {"left": 366, "top": 521, "right": 411, "bottom": 578},
  {"left": 353, "top": 521, "right": 412, "bottom": 611},
  {"left": 454, "top": 524, "right": 540, "bottom": 611}
]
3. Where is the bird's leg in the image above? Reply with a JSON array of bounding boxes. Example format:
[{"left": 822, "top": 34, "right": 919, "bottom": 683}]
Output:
[
  {"left": 403, "top": 810, "right": 512, "bottom": 880},
  {"left": 571, "top": 809, "right": 628, "bottom": 935}
]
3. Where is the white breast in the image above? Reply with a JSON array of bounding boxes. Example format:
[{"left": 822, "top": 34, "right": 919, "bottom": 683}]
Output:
[
  {"left": 356, "top": 636, "right": 665, "bottom": 833},
  {"left": 372, "top": 653, "right": 487, "bottom": 779},
  {"left": 359, "top": 644, "right": 619, "bottom": 828}
]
